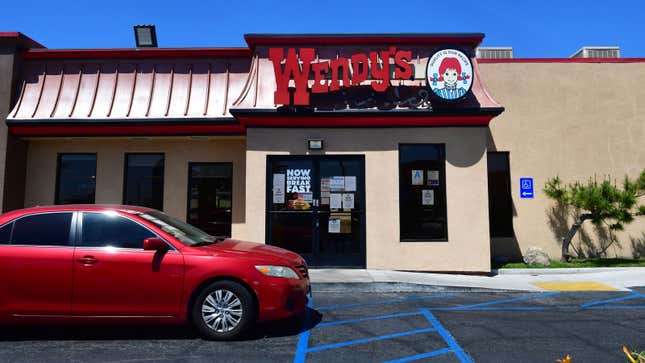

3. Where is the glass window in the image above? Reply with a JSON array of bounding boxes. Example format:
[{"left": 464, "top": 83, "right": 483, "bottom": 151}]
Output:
[
  {"left": 0, "top": 222, "right": 13, "bottom": 244},
  {"left": 55, "top": 154, "right": 96, "bottom": 204},
  {"left": 487, "top": 152, "right": 514, "bottom": 237},
  {"left": 187, "top": 163, "right": 233, "bottom": 237},
  {"left": 123, "top": 153, "right": 164, "bottom": 210},
  {"left": 140, "top": 210, "right": 219, "bottom": 246},
  {"left": 11, "top": 213, "right": 73, "bottom": 246},
  {"left": 399, "top": 144, "right": 447, "bottom": 241},
  {"left": 80, "top": 212, "right": 155, "bottom": 249}
]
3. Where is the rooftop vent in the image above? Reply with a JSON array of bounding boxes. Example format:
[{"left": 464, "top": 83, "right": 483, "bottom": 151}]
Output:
[
  {"left": 476, "top": 47, "right": 513, "bottom": 59},
  {"left": 134, "top": 25, "right": 158, "bottom": 48},
  {"left": 570, "top": 46, "right": 620, "bottom": 58}
]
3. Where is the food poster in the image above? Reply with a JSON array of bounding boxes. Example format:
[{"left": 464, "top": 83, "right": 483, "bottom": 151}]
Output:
[
  {"left": 286, "top": 168, "right": 312, "bottom": 210},
  {"left": 320, "top": 178, "right": 330, "bottom": 205}
]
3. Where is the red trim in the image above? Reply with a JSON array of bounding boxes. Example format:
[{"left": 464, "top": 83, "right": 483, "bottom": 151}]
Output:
[
  {"left": 9, "top": 124, "right": 247, "bottom": 137},
  {"left": 245, "top": 34, "right": 484, "bottom": 47},
  {"left": 236, "top": 115, "right": 494, "bottom": 127},
  {"left": 0, "top": 32, "right": 45, "bottom": 49},
  {"left": 478, "top": 57, "right": 645, "bottom": 64},
  {"left": 21, "top": 47, "right": 251, "bottom": 60}
]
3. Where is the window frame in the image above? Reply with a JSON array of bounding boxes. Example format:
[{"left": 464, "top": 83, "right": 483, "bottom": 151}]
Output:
[
  {"left": 122, "top": 152, "right": 165, "bottom": 210},
  {"left": 0, "top": 211, "right": 76, "bottom": 247},
  {"left": 76, "top": 211, "right": 176, "bottom": 251},
  {"left": 55, "top": 153, "right": 97, "bottom": 205},
  {"left": 398, "top": 143, "right": 449, "bottom": 242}
]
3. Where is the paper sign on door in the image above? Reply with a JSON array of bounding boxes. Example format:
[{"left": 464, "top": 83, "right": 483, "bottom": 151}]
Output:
[
  {"left": 330, "top": 193, "right": 342, "bottom": 209},
  {"left": 412, "top": 170, "right": 424, "bottom": 185},
  {"left": 342, "top": 193, "right": 354, "bottom": 209},
  {"left": 272, "top": 174, "right": 285, "bottom": 204},
  {"left": 328, "top": 217, "right": 341, "bottom": 234},
  {"left": 422, "top": 189, "right": 435, "bottom": 205}
]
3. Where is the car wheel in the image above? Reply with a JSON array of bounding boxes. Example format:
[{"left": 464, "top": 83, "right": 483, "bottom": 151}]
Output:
[{"left": 191, "top": 280, "right": 256, "bottom": 340}]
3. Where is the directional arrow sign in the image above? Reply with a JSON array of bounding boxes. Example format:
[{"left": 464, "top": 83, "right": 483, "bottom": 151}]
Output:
[{"left": 520, "top": 178, "right": 534, "bottom": 199}]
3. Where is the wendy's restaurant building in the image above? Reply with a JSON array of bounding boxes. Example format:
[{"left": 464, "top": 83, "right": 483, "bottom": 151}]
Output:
[{"left": 0, "top": 32, "right": 644, "bottom": 272}]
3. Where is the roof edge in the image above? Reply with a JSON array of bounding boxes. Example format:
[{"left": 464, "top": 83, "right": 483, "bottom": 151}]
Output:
[
  {"left": 245, "top": 33, "right": 485, "bottom": 47},
  {"left": 20, "top": 47, "right": 251, "bottom": 60},
  {"left": 478, "top": 57, "right": 645, "bottom": 64},
  {"left": 0, "top": 32, "right": 45, "bottom": 49}
]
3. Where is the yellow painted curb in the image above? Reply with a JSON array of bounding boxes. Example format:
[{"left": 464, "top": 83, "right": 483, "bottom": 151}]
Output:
[{"left": 533, "top": 282, "right": 618, "bottom": 291}]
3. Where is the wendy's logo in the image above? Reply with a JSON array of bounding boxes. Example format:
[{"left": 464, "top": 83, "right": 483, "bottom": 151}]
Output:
[{"left": 426, "top": 49, "right": 473, "bottom": 102}]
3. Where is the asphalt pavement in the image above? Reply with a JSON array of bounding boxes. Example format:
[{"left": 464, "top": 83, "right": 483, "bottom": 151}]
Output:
[{"left": 1, "top": 285, "right": 644, "bottom": 363}]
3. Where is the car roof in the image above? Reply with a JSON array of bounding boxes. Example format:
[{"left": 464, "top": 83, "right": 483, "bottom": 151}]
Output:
[{"left": 1, "top": 204, "right": 155, "bottom": 220}]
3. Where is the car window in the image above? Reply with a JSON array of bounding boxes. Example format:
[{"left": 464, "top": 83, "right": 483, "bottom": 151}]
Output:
[
  {"left": 0, "top": 222, "right": 12, "bottom": 244},
  {"left": 11, "top": 213, "right": 73, "bottom": 246},
  {"left": 80, "top": 212, "right": 155, "bottom": 249}
]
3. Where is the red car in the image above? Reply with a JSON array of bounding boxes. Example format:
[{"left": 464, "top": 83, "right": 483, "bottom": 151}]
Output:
[{"left": 0, "top": 205, "right": 310, "bottom": 340}]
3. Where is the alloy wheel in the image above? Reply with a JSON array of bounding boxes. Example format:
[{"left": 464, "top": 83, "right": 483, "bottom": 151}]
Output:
[{"left": 201, "top": 289, "right": 244, "bottom": 333}]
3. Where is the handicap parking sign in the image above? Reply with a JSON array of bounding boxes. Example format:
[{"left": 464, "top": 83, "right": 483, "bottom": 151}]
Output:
[{"left": 520, "top": 178, "right": 534, "bottom": 199}]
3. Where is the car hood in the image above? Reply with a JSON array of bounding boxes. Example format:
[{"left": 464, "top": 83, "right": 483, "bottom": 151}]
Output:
[{"left": 200, "top": 239, "right": 304, "bottom": 265}]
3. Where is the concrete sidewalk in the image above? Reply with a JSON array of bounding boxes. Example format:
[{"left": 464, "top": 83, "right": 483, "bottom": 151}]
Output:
[{"left": 309, "top": 268, "right": 645, "bottom": 291}]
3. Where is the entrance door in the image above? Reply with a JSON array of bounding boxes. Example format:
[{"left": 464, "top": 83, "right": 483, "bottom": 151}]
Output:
[
  {"left": 266, "top": 156, "right": 365, "bottom": 267},
  {"left": 187, "top": 163, "right": 233, "bottom": 237}
]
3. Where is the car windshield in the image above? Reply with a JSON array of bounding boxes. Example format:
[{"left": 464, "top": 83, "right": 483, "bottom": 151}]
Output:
[{"left": 139, "top": 211, "right": 222, "bottom": 246}]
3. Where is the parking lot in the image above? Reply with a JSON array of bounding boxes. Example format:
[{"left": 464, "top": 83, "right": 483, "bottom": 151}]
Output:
[{"left": 1, "top": 286, "right": 644, "bottom": 363}]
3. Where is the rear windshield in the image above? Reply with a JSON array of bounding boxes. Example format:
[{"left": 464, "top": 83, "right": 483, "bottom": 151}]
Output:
[{"left": 139, "top": 211, "right": 217, "bottom": 246}]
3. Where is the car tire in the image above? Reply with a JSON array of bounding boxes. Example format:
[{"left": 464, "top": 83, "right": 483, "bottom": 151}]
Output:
[{"left": 191, "top": 280, "right": 256, "bottom": 340}]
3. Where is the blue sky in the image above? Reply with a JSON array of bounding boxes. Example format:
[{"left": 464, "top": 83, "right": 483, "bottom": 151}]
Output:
[{"left": 4, "top": 0, "right": 644, "bottom": 57}]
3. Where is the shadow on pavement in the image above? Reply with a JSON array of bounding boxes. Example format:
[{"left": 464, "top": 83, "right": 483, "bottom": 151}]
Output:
[{"left": 0, "top": 308, "right": 323, "bottom": 341}]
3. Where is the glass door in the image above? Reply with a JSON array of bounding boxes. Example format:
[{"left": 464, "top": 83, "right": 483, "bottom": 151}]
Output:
[
  {"left": 187, "top": 163, "right": 233, "bottom": 237},
  {"left": 266, "top": 156, "right": 365, "bottom": 267}
]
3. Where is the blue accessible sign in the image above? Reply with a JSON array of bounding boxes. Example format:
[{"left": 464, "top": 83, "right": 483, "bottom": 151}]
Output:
[{"left": 520, "top": 178, "right": 534, "bottom": 199}]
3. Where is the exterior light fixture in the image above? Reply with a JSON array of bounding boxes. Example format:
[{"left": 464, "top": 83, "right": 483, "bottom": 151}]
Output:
[
  {"left": 308, "top": 139, "right": 323, "bottom": 150},
  {"left": 134, "top": 25, "right": 158, "bottom": 48}
]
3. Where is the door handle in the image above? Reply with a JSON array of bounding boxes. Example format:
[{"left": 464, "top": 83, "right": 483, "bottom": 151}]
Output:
[{"left": 76, "top": 256, "right": 98, "bottom": 265}]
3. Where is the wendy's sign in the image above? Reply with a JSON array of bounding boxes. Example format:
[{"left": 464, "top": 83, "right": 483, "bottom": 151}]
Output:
[
  {"left": 426, "top": 49, "right": 473, "bottom": 102},
  {"left": 268, "top": 47, "right": 413, "bottom": 106}
]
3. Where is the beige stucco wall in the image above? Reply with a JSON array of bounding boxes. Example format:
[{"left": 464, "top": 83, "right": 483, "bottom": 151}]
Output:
[
  {"left": 246, "top": 127, "right": 491, "bottom": 272},
  {"left": 480, "top": 62, "right": 645, "bottom": 260},
  {"left": 23, "top": 137, "right": 248, "bottom": 238}
]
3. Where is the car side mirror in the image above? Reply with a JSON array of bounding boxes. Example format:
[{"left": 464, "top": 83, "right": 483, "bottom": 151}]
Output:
[{"left": 143, "top": 237, "right": 168, "bottom": 252}]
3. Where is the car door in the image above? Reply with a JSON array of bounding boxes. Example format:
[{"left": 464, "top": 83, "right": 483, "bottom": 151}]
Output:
[
  {"left": 72, "top": 211, "right": 184, "bottom": 317},
  {"left": 0, "top": 212, "right": 75, "bottom": 316}
]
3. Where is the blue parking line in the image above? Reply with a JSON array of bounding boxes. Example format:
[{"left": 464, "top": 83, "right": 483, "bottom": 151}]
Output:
[
  {"left": 580, "top": 293, "right": 643, "bottom": 308},
  {"left": 293, "top": 294, "right": 314, "bottom": 363},
  {"left": 316, "top": 311, "right": 422, "bottom": 328},
  {"left": 450, "top": 291, "right": 560, "bottom": 310},
  {"left": 306, "top": 327, "right": 437, "bottom": 353},
  {"left": 585, "top": 305, "right": 645, "bottom": 310},
  {"left": 315, "top": 293, "right": 458, "bottom": 311},
  {"left": 420, "top": 308, "right": 474, "bottom": 363},
  {"left": 434, "top": 306, "right": 548, "bottom": 311},
  {"left": 383, "top": 347, "right": 453, "bottom": 363}
]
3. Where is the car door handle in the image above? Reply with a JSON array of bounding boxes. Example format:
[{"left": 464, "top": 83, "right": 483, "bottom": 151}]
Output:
[{"left": 76, "top": 256, "right": 98, "bottom": 265}]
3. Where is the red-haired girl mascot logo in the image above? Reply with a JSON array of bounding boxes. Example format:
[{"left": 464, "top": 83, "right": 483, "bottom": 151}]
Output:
[{"left": 426, "top": 49, "right": 473, "bottom": 101}]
